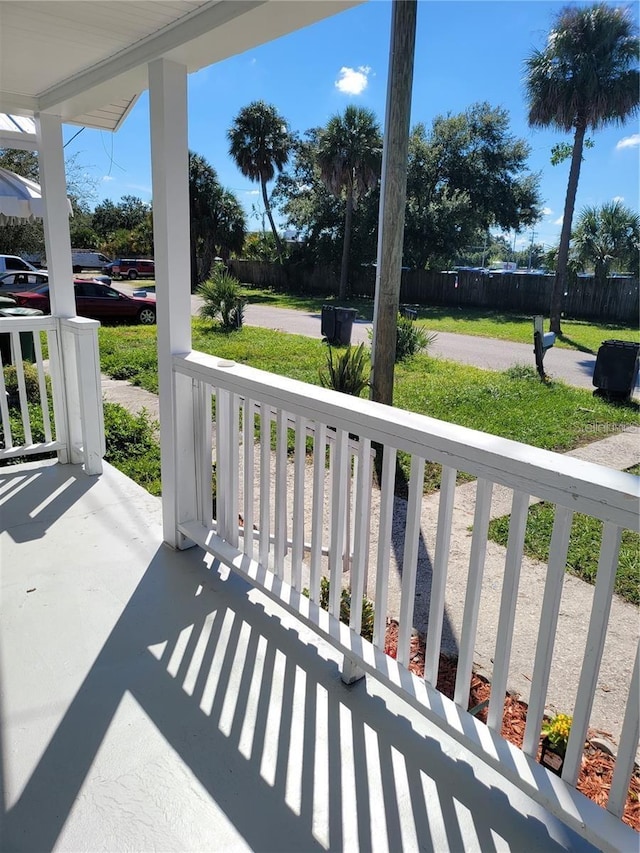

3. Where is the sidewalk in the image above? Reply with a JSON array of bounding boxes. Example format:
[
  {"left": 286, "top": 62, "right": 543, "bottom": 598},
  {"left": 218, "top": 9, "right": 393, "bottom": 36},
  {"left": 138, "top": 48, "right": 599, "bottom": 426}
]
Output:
[{"left": 101, "top": 368, "right": 639, "bottom": 755}]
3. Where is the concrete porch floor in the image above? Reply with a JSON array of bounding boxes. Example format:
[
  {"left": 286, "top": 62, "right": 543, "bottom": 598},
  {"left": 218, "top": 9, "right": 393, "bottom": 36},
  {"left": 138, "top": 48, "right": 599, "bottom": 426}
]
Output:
[{"left": 0, "top": 460, "right": 603, "bottom": 852}]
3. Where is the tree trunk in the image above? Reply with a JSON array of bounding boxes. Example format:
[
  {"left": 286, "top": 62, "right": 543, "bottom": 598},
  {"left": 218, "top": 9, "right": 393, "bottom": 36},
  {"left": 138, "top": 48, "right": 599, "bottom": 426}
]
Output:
[
  {"left": 371, "top": 0, "right": 417, "bottom": 405},
  {"left": 262, "top": 177, "right": 283, "bottom": 261},
  {"left": 550, "top": 122, "right": 586, "bottom": 335},
  {"left": 339, "top": 191, "right": 354, "bottom": 301}
]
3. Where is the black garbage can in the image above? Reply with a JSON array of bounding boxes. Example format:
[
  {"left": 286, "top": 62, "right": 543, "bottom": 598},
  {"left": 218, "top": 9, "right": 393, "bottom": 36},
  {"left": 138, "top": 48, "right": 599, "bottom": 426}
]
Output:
[
  {"left": 593, "top": 339, "right": 640, "bottom": 400},
  {"left": 322, "top": 306, "right": 357, "bottom": 345},
  {"left": 0, "top": 307, "right": 44, "bottom": 364},
  {"left": 321, "top": 304, "right": 336, "bottom": 341}
]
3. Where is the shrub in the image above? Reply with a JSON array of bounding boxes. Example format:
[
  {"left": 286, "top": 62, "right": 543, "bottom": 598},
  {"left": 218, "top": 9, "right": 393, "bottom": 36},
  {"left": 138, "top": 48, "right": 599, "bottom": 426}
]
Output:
[
  {"left": 198, "top": 268, "right": 247, "bottom": 330},
  {"left": 303, "top": 576, "right": 375, "bottom": 642},
  {"left": 3, "top": 362, "right": 42, "bottom": 404},
  {"left": 367, "top": 314, "right": 437, "bottom": 362},
  {"left": 395, "top": 314, "right": 437, "bottom": 361},
  {"left": 103, "top": 402, "right": 162, "bottom": 495},
  {"left": 319, "top": 343, "right": 370, "bottom": 396}
]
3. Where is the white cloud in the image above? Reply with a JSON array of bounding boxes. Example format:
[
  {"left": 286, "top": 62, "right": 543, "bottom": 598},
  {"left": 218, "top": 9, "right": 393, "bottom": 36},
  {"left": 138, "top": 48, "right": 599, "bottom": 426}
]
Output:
[
  {"left": 542, "top": 207, "right": 553, "bottom": 216},
  {"left": 245, "top": 189, "right": 259, "bottom": 196},
  {"left": 553, "top": 216, "right": 564, "bottom": 225},
  {"left": 612, "top": 195, "right": 624, "bottom": 203},
  {"left": 102, "top": 175, "right": 114, "bottom": 182},
  {"left": 335, "top": 65, "right": 371, "bottom": 95},
  {"left": 616, "top": 133, "right": 640, "bottom": 150}
]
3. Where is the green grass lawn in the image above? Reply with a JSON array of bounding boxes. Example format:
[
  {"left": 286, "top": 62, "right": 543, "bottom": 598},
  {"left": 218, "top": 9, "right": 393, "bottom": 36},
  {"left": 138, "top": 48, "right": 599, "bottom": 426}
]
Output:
[
  {"left": 99, "top": 321, "right": 639, "bottom": 453},
  {"left": 239, "top": 285, "right": 639, "bottom": 354},
  {"left": 488, "top": 496, "right": 640, "bottom": 606}
]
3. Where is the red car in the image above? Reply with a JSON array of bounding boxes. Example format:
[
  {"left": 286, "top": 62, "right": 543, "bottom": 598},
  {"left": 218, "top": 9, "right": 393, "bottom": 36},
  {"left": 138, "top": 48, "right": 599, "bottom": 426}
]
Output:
[{"left": 11, "top": 279, "right": 157, "bottom": 325}]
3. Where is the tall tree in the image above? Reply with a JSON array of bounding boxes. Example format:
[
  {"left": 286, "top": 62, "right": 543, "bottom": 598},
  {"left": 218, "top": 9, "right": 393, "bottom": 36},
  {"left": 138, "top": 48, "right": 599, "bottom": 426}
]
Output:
[
  {"left": 573, "top": 200, "right": 640, "bottom": 286},
  {"left": 525, "top": 3, "right": 639, "bottom": 334},
  {"left": 228, "top": 101, "right": 291, "bottom": 260},
  {"left": 188, "top": 151, "right": 246, "bottom": 288},
  {"left": 317, "top": 105, "right": 382, "bottom": 300}
]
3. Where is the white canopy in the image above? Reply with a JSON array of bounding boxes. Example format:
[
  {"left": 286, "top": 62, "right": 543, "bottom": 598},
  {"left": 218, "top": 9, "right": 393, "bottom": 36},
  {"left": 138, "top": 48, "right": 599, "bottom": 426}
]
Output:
[{"left": 0, "top": 166, "right": 73, "bottom": 224}]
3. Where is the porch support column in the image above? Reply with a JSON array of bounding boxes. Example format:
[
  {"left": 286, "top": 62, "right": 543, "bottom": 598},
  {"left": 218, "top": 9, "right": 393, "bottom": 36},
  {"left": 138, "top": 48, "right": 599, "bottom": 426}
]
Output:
[
  {"left": 35, "top": 113, "right": 87, "bottom": 468},
  {"left": 148, "top": 58, "right": 196, "bottom": 549}
]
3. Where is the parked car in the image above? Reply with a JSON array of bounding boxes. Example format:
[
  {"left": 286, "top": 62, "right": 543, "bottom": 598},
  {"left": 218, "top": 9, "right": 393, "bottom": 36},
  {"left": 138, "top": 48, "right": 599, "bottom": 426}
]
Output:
[
  {"left": 0, "top": 254, "right": 41, "bottom": 274},
  {"left": 71, "top": 250, "right": 112, "bottom": 273},
  {"left": 105, "top": 258, "right": 155, "bottom": 280},
  {"left": 10, "top": 279, "right": 157, "bottom": 325},
  {"left": 0, "top": 270, "right": 50, "bottom": 291}
]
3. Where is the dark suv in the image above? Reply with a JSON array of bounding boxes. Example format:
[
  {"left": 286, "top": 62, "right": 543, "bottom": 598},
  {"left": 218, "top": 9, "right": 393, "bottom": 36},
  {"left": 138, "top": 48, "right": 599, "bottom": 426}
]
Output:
[{"left": 105, "top": 258, "right": 155, "bottom": 280}]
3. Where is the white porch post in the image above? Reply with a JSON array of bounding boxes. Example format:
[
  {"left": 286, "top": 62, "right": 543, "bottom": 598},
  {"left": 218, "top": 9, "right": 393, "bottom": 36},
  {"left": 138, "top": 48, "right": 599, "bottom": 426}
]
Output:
[
  {"left": 36, "top": 112, "right": 104, "bottom": 473},
  {"left": 148, "top": 58, "right": 197, "bottom": 549}
]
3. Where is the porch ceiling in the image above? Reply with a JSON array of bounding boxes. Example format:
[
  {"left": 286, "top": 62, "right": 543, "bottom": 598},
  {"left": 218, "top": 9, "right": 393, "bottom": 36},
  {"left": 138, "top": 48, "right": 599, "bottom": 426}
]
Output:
[{"left": 0, "top": 1, "right": 360, "bottom": 130}]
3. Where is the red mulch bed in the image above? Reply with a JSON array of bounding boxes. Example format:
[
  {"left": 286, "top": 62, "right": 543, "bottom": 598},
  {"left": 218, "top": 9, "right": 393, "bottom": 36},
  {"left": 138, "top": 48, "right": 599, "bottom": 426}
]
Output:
[{"left": 384, "top": 620, "right": 640, "bottom": 832}]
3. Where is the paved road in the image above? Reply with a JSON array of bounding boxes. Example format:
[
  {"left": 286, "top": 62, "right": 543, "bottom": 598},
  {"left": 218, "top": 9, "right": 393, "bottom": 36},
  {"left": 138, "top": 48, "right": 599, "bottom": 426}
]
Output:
[{"left": 122, "top": 284, "right": 637, "bottom": 394}]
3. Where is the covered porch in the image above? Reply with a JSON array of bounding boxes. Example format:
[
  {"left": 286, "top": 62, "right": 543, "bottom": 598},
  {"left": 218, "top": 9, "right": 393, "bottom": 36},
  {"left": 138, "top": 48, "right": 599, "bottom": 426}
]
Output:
[
  {"left": 0, "top": 459, "right": 609, "bottom": 852},
  {"left": 0, "top": 2, "right": 638, "bottom": 850}
]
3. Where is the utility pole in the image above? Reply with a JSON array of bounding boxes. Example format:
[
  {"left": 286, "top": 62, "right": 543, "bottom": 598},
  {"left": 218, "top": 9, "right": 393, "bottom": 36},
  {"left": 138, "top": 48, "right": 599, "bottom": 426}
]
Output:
[
  {"left": 371, "top": 0, "right": 417, "bottom": 406},
  {"left": 528, "top": 227, "right": 537, "bottom": 269}
]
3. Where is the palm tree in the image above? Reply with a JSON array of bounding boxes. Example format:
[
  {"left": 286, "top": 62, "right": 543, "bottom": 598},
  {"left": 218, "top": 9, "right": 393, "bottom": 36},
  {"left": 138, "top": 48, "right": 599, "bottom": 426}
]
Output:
[
  {"left": 573, "top": 201, "right": 640, "bottom": 286},
  {"left": 228, "top": 101, "right": 291, "bottom": 260},
  {"left": 317, "top": 105, "right": 382, "bottom": 300},
  {"left": 524, "top": 3, "right": 639, "bottom": 334}
]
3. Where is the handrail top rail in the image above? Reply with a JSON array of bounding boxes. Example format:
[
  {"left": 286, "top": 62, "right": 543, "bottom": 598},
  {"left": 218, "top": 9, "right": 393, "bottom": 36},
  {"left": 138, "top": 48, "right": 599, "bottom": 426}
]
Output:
[
  {"left": 175, "top": 349, "right": 639, "bottom": 528},
  {"left": 0, "top": 315, "right": 58, "bottom": 333}
]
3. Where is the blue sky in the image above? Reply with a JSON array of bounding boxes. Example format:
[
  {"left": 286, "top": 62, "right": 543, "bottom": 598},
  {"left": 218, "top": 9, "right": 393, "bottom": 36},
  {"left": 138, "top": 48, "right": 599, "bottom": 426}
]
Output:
[{"left": 63, "top": 0, "right": 639, "bottom": 254}]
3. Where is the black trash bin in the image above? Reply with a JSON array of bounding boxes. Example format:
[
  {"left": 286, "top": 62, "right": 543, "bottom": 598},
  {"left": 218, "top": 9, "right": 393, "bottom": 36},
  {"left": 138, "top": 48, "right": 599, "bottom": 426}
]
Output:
[
  {"left": 593, "top": 339, "right": 640, "bottom": 400},
  {"left": 0, "top": 306, "right": 44, "bottom": 365},
  {"left": 321, "top": 305, "right": 357, "bottom": 345},
  {"left": 321, "top": 304, "right": 336, "bottom": 341}
]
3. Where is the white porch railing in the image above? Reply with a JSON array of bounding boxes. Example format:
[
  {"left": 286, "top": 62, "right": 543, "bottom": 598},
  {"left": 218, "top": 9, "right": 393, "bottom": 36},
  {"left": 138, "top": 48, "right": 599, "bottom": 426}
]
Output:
[
  {"left": 0, "top": 315, "right": 104, "bottom": 473},
  {"left": 174, "top": 349, "right": 639, "bottom": 851}
]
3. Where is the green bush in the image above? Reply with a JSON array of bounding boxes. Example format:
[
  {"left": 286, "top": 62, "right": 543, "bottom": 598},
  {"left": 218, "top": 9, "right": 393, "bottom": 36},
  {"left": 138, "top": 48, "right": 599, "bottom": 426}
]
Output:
[
  {"left": 103, "top": 402, "right": 162, "bottom": 495},
  {"left": 198, "top": 268, "right": 247, "bottom": 330},
  {"left": 319, "top": 343, "right": 370, "bottom": 396},
  {"left": 395, "top": 314, "right": 437, "bottom": 361},
  {"left": 3, "top": 362, "right": 42, "bottom": 403},
  {"left": 303, "top": 576, "right": 375, "bottom": 642}
]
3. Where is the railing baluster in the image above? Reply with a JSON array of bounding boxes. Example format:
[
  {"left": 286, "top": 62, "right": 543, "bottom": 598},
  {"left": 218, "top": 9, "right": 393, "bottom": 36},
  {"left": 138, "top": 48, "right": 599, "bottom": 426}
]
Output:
[
  {"left": 425, "top": 465, "right": 457, "bottom": 685},
  {"left": 608, "top": 640, "right": 640, "bottom": 817},
  {"left": 291, "top": 415, "right": 306, "bottom": 590},
  {"left": 242, "top": 397, "right": 255, "bottom": 559},
  {"left": 562, "top": 523, "right": 623, "bottom": 786},
  {"left": 195, "top": 379, "right": 213, "bottom": 526},
  {"left": 32, "top": 332, "right": 53, "bottom": 443},
  {"left": 215, "top": 388, "right": 229, "bottom": 539},
  {"left": 309, "top": 421, "right": 326, "bottom": 602},
  {"left": 47, "top": 327, "right": 68, "bottom": 460},
  {"left": 523, "top": 505, "right": 573, "bottom": 755},
  {"left": 0, "top": 347, "right": 13, "bottom": 448},
  {"left": 274, "top": 408, "right": 288, "bottom": 577},
  {"left": 454, "top": 478, "right": 493, "bottom": 707},
  {"left": 12, "top": 334, "right": 33, "bottom": 446},
  {"left": 258, "top": 403, "right": 271, "bottom": 569},
  {"left": 328, "top": 427, "right": 348, "bottom": 617},
  {"left": 397, "top": 454, "right": 425, "bottom": 668},
  {"left": 349, "top": 437, "right": 372, "bottom": 635},
  {"left": 487, "top": 489, "right": 529, "bottom": 731},
  {"left": 373, "top": 446, "right": 396, "bottom": 647},
  {"left": 227, "top": 392, "right": 240, "bottom": 548}
]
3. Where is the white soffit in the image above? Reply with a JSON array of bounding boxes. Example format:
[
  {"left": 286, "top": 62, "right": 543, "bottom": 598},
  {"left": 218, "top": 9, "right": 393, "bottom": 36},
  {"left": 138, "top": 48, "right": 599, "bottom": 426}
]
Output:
[{"left": 0, "top": 1, "right": 361, "bottom": 131}]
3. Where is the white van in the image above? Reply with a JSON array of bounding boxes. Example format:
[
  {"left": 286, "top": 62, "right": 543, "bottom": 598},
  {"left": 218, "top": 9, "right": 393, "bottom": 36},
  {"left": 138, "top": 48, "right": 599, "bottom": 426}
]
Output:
[
  {"left": 0, "top": 255, "right": 40, "bottom": 274},
  {"left": 71, "top": 250, "right": 112, "bottom": 273}
]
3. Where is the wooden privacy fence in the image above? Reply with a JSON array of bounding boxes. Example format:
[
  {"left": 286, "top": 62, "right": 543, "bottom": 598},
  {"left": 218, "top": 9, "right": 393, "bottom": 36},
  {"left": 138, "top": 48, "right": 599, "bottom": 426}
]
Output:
[{"left": 229, "top": 260, "right": 639, "bottom": 324}]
